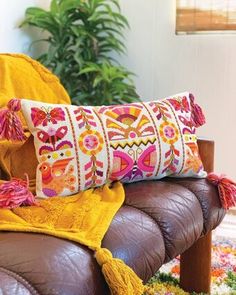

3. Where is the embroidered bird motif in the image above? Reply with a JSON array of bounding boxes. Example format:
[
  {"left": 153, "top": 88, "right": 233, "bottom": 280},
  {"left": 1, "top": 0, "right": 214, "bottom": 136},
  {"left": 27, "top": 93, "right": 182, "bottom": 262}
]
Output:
[
  {"left": 183, "top": 143, "right": 202, "bottom": 174},
  {"left": 39, "top": 157, "right": 76, "bottom": 197}
]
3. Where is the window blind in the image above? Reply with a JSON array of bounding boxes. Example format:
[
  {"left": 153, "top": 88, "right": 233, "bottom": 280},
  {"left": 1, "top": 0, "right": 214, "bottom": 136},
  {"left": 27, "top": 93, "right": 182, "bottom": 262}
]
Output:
[{"left": 176, "top": 0, "right": 236, "bottom": 33}]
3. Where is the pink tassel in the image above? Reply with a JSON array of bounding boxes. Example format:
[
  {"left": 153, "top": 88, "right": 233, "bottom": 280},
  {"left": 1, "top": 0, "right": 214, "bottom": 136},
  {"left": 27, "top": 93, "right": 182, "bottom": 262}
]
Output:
[
  {"left": 0, "top": 98, "right": 26, "bottom": 141},
  {"left": 207, "top": 173, "right": 236, "bottom": 209},
  {"left": 189, "top": 93, "right": 206, "bottom": 127},
  {"left": 0, "top": 174, "right": 37, "bottom": 209}
]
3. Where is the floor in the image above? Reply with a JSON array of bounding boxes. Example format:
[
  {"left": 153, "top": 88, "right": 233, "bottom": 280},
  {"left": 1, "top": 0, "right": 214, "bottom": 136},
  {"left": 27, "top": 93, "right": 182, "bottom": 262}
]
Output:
[{"left": 213, "top": 210, "right": 236, "bottom": 241}]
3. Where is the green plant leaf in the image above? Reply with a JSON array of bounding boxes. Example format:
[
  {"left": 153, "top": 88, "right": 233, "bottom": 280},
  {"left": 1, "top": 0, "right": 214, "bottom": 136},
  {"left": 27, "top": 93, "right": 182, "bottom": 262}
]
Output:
[
  {"left": 50, "top": 0, "right": 60, "bottom": 14},
  {"left": 22, "top": 0, "right": 139, "bottom": 105},
  {"left": 60, "top": 0, "right": 81, "bottom": 13},
  {"left": 25, "top": 7, "right": 49, "bottom": 17}
]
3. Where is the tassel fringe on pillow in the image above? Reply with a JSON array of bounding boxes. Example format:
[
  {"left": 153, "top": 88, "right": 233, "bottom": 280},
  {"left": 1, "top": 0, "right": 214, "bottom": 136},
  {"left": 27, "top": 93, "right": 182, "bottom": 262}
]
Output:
[
  {"left": 0, "top": 98, "right": 26, "bottom": 141},
  {"left": 0, "top": 174, "right": 37, "bottom": 209},
  {"left": 207, "top": 173, "right": 236, "bottom": 209},
  {"left": 189, "top": 93, "right": 206, "bottom": 127}
]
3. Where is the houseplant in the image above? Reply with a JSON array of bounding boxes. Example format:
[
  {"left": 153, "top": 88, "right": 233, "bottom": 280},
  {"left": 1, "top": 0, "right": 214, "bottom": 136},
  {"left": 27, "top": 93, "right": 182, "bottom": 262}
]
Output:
[{"left": 21, "top": 0, "right": 139, "bottom": 105}]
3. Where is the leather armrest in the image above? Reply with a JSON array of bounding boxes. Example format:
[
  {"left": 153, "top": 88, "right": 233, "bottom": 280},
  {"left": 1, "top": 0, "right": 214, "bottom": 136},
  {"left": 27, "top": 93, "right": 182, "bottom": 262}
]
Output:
[{"left": 197, "top": 138, "right": 214, "bottom": 173}]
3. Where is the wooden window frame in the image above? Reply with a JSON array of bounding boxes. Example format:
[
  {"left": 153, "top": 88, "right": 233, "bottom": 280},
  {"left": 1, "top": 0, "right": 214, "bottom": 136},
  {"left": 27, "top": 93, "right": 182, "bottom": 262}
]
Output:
[{"left": 176, "top": 0, "right": 236, "bottom": 34}]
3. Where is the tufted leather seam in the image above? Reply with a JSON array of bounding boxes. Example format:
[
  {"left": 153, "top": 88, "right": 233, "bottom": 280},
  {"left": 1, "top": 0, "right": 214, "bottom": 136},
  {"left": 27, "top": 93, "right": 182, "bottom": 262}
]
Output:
[
  {"left": 167, "top": 181, "right": 211, "bottom": 235},
  {"left": 124, "top": 203, "right": 186, "bottom": 264},
  {"left": 124, "top": 184, "right": 205, "bottom": 261},
  {"left": 124, "top": 182, "right": 205, "bottom": 234},
  {"left": 122, "top": 204, "right": 166, "bottom": 274},
  {"left": 123, "top": 204, "right": 166, "bottom": 256},
  {"left": 160, "top": 180, "right": 207, "bottom": 226},
  {"left": 124, "top": 203, "right": 184, "bottom": 262},
  {"left": 0, "top": 267, "right": 40, "bottom": 295},
  {"left": 175, "top": 182, "right": 226, "bottom": 235}
]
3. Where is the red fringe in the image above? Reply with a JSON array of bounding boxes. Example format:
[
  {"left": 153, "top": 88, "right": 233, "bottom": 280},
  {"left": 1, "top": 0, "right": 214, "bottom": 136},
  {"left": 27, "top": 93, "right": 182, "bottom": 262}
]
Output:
[
  {"left": 0, "top": 98, "right": 26, "bottom": 141},
  {"left": 0, "top": 174, "right": 37, "bottom": 209},
  {"left": 189, "top": 93, "right": 206, "bottom": 127},
  {"left": 207, "top": 173, "right": 236, "bottom": 209}
]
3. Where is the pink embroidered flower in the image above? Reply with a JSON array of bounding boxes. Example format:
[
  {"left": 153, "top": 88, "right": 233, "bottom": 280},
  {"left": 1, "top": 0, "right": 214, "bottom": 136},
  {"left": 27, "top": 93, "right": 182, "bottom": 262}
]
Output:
[
  {"left": 79, "top": 130, "right": 104, "bottom": 156},
  {"left": 159, "top": 121, "right": 179, "bottom": 145}
]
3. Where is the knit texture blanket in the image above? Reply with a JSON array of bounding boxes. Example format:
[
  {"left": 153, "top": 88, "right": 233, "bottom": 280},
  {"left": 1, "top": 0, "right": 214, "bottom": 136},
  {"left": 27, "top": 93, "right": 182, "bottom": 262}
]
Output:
[
  {"left": 0, "top": 53, "right": 70, "bottom": 108},
  {"left": 0, "top": 182, "right": 124, "bottom": 249}
]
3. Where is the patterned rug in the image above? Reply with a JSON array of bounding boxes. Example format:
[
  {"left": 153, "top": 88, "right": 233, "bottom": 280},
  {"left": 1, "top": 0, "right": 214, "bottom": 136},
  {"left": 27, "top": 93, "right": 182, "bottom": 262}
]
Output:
[{"left": 144, "top": 238, "right": 236, "bottom": 295}]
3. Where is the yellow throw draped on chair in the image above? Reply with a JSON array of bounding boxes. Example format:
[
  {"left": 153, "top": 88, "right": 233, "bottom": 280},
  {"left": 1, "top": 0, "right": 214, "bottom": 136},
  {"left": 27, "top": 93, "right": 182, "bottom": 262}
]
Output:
[
  {"left": 0, "top": 53, "right": 71, "bottom": 107},
  {"left": 0, "top": 182, "right": 123, "bottom": 249}
]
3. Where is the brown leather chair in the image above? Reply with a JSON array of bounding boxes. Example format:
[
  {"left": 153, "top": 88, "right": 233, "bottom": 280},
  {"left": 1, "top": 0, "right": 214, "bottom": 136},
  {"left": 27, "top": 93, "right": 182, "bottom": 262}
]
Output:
[{"left": 0, "top": 138, "right": 226, "bottom": 294}]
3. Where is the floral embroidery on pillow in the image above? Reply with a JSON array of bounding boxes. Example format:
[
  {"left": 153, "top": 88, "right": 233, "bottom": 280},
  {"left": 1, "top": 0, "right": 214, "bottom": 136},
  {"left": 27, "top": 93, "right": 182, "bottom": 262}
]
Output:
[
  {"left": 20, "top": 92, "right": 206, "bottom": 198},
  {"left": 74, "top": 107, "right": 105, "bottom": 188}
]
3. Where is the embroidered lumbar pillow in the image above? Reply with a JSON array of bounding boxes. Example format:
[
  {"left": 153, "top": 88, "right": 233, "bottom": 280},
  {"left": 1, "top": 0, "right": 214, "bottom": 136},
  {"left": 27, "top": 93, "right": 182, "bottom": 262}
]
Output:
[{"left": 0, "top": 92, "right": 207, "bottom": 198}]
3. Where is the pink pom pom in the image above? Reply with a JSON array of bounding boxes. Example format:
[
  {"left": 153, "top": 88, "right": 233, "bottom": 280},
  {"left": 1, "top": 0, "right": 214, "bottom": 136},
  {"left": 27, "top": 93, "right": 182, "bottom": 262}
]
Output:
[
  {"left": 0, "top": 174, "right": 37, "bottom": 209},
  {"left": 0, "top": 98, "right": 26, "bottom": 141},
  {"left": 207, "top": 172, "right": 236, "bottom": 209},
  {"left": 189, "top": 93, "right": 206, "bottom": 127}
]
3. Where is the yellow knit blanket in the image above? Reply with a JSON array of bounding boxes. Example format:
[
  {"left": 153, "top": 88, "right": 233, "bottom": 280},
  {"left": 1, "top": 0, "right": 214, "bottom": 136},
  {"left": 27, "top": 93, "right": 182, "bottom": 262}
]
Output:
[
  {"left": 0, "top": 183, "right": 124, "bottom": 249},
  {"left": 0, "top": 54, "right": 144, "bottom": 294}
]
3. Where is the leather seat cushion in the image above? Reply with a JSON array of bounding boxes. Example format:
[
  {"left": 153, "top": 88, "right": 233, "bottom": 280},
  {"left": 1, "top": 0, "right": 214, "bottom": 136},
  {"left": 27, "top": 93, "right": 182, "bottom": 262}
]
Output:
[
  {"left": 0, "top": 178, "right": 226, "bottom": 294},
  {"left": 0, "top": 267, "right": 39, "bottom": 295},
  {"left": 0, "top": 233, "right": 109, "bottom": 295}
]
